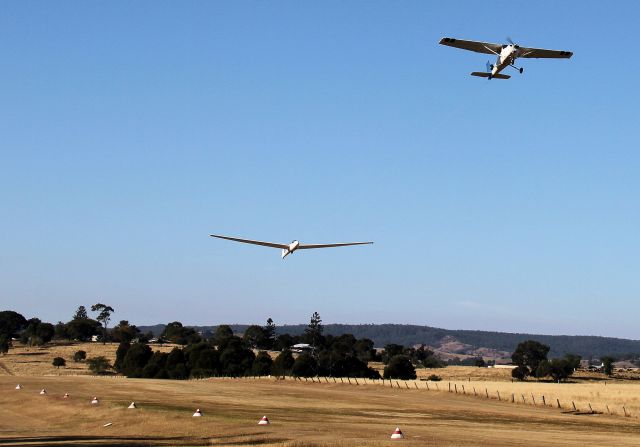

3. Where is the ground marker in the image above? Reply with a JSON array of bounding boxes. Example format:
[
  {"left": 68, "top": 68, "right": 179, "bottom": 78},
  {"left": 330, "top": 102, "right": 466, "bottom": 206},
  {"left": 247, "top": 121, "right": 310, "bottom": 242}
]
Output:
[
  {"left": 258, "top": 415, "right": 270, "bottom": 425},
  {"left": 128, "top": 402, "right": 137, "bottom": 409},
  {"left": 193, "top": 408, "right": 203, "bottom": 417},
  {"left": 91, "top": 397, "right": 99, "bottom": 404},
  {"left": 391, "top": 427, "right": 404, "bottom": 439}
]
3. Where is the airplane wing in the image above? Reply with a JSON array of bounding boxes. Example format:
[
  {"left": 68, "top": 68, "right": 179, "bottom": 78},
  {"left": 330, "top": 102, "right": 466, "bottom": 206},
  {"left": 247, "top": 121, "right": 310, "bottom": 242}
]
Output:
[
  {"left": 210, "top": 234, "right": 289, "bottom": 249},
  {"left": 439, "top": 37, "right": 502, "bottom": 55},
  {"left": 519, "top": 47, "right": 573, "bottom": 59},
  {"left": 298, "top": 242, "right": 374, "bottom": 250}
]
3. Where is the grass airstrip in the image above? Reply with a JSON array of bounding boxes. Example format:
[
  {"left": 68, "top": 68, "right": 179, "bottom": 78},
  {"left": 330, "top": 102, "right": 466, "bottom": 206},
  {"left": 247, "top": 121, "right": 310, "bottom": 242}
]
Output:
[{"left": 1, "top": 343, "right": 640, "bottom": 446}]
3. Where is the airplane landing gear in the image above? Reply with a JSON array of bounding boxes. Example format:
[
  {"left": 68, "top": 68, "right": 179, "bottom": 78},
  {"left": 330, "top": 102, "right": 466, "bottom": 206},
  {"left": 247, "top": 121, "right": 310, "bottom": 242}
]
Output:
[{"left": 519, "top": 67, "right": 524, "bottom": 74}]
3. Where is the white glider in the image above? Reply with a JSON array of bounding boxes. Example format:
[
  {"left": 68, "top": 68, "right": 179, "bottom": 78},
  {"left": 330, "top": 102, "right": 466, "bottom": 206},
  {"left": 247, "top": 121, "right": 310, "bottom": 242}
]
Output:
[
  {"left": 210, "top": 234, "right": 373, "bottom": 259},
  {"left": 439, "top": 37, "right": 573, "bottom": 79}
]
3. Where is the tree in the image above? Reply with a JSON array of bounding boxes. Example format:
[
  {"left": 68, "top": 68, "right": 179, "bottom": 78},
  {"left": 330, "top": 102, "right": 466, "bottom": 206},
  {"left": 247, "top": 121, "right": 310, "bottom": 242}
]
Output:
[
  {"left": 112, "top": 320, "right": 141, "bottom": 343},
  {"left": 512, "top": 365, "right": 529, "bottom": 381},
  {"left": 602, "top": 356, "right": 615, "bottom": 376},
  {"left": 73, "top": 306, "right": 88, "bottom": 320},
  {"left": 304, "top": 312, "right": 324, "bottom": 351},
  {"left": 161, "top": 321, "right": 201, "bottom": 345},
  {"left": 213, "top": 325, "right": 234, "bottom": 347},
  {"left": 546, "top": 358, "right": 574, "bottom": 382},
  {"left": 74, "top": 350, "right": 87, "bottom": 362},
  {"left": 382, "top": 344, "right": 405, "bottom": 364},
  {"left": 186, "top": 342, "right": 220, "bottom": 378},
  {"left": 87, "top": 356, "right": 112, "bottom": 374},
  {"left": 0, "top": 335, "right": 11, "bottom": 354},
  {"left": 91, "top": 303, "right": 114, "bottom": 345},
  {"left": 383, "top": 355, "right": 416, "bottom": 380},
  {"left": 292, "top": 352, "right": 318, "bottom": 377},
  {"left": 20, "top": 318, "right": 55, "bottom": 346},
  {"left": 252, "top": 351, "right": 273, "bottom": 376},
  {"left": 52, "top": 357, "right": 66, "bottom": 369},
  {"left": 219, "top": 336, "right": 255, "bottom": 376},
  {"left": 120, "top": 343, "right": 153, "bottom": 377},
  {"left": 66, "top": 317, "right": 101, "bottom": 341},
  {"left": 511, "top": 340, "right": 550, "bottom": 379},
  {"left": 263, "top": 318, "right": 276, "bottom": 350},
  {"left": 242, "top": 325, "right": 266, "bottom": 349},
  {"left": 114, "top": 342, "right": 131, "bottom": 372},
  {"left": 0, "top": 311, "right": 27, "bottom": 338},
  {"left": 272, "top": 349, "right": 295, "bottom": 376}
]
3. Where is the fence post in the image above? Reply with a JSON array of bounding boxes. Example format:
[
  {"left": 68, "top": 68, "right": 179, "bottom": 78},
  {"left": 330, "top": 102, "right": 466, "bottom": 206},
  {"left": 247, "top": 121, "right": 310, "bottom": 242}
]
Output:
[
  {"left": 473, "top": 387, "right": 477, "bottom": 396},
  {"left": 435, "top": 383, "right": 439, "bottom": 391},
  {"left": 572, "top": 401, "right": 577, "bottom": 411},
  {"left": 496, "top": 391, "right": 500, "bottom": 401},
  {"left": 340, "top": 377, "right": 344, "bottom": 383},
  {"left": 588, "top": 403, "right": 593, "bottom": 414},
  {"left": 542, "top": 395, "right": 546, "bottom": 406},
  {"left": 521, "top": 394, "right": 525, "bottom": 404},
  {"left": 449, "top": 382, "right": 451, "bottom": 392},
  {"left": 347, "top": 377, "right": 351, "bottom": 384},
  {"left": 396, "top": 381, "right": 401, "bottom": 388},
  {"left": 485, "top": 388, "right": 489, "bottom": 398},
  {"left": 623, "top": 406, "right": 629, "bottom": 417},
  {"left": 532, "top": 394, "right": 536, "bottom": 406},
  {"left": 426, "top": 382, "right": 430, "bottom": 390},
  {"left": 354, "top": 378, "right": 359, "bottom": 385},
  {"left": 462, "top": 385, "right": 465, "bottom": 394},
  {"left": 414, "top": 382, "right": 419, "bottom": 389},
  {"left": 557, "top": 398, "right": 561, "bottom": 409},
  {"left": 606, "top": 404, "right": 610, "bottom": 415},
  {"left": 405, "top": 382, "right": 410, "bottom": 389},
  {"left": 511, "top": 393, "right": 515, "bottom": 403},
  {"left": 454, "top": 384, "right": 458, "bottom": 394}
]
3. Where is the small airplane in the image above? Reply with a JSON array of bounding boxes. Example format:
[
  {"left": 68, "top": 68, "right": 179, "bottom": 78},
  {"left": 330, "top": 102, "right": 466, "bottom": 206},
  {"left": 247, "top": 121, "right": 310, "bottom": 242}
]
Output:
[
  {"left": 439, "top": 37, "right": 573, "bottom": 80},
  {"left": 210, "top": 234, "right": 373, "bottom": 259}
]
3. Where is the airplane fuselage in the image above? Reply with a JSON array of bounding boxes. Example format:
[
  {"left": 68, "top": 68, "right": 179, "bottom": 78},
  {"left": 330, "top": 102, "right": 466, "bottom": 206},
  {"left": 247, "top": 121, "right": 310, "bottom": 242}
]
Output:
[
  {"left": 282, "top": 240, "right": 300, "bottom": 259},
  {"left": 491, "top": 45, "right": 519, "bottom": 77}
]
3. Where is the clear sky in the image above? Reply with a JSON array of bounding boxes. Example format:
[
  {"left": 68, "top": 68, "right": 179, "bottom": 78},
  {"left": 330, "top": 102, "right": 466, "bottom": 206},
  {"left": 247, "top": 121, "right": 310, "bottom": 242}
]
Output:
[{"left": 2, "top": 1, "right": 639, "bottom": 338}]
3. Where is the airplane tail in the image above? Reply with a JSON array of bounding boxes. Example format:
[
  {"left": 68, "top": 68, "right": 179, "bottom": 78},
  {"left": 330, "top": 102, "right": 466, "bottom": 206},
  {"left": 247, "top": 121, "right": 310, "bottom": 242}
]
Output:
[{"left": 470, "top": 72, "right": 510, "bottom": 79}]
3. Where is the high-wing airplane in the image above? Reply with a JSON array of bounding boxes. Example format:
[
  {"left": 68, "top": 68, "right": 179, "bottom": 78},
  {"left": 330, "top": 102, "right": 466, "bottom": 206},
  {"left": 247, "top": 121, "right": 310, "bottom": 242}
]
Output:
[
  {"left": 439, "top": 37, "right": 573, "bottom": 80},
  {"left": 210, "top": 234, "right": 373, "bottom": 259}
]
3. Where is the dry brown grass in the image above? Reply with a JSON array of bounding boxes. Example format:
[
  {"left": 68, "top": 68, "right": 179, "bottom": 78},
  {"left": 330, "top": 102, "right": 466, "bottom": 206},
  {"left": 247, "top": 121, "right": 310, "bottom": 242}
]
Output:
[
  {"left": 0, "top": 342, "right": 179, "bottom": 376},
  {"left": 2, "top": 375, "right": 640, "bottom": 446}
]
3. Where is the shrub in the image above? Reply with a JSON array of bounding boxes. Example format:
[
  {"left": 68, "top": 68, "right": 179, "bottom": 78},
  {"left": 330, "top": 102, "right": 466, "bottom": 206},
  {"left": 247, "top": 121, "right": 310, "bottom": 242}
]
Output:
[
  {"left": 383, "top": 355, "right": 417, "bottom": 380},
  {"left": 73, "top": 350, "right": 87, "bottom": 362},
  {"left": 427, "top": 374, "right": 442, "bottom": 381},
  {"left": 52, "top": 357, "right": 66, "bottom": 368},
  {"left": 87, "top": 356, "right": 112, "bottom": 374},
  {"left": 511, "top": 365, "right": 529, "bottom": 381}
]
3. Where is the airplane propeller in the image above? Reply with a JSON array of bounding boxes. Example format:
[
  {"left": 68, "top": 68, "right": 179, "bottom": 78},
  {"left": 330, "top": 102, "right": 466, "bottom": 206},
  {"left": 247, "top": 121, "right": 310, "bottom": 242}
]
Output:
[{"left": 506, "top": 36, "right": 520, "bottom": 49}]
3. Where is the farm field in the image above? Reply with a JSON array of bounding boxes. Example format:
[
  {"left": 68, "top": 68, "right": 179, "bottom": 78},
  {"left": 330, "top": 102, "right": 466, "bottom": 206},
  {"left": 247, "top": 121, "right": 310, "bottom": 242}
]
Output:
[{"left": 2, "top": 375, "right": 640, "bottom": 447}]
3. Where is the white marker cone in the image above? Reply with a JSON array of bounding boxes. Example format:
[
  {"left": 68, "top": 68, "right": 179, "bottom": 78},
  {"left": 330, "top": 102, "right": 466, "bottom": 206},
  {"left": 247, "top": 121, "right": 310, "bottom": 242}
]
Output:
[
  {"left": 15, "top": 384, "right": 22, "bottom": 390},
  {"left": 128, "top": 402, "right": 137, "bottom": 409},
  {"left": 40, "top": 389, "right": 47, "bottom": 395},
  {"left": 91, "top": 397, "right": 99, "bottom": 404},
  {"left": 258, "top": 415, "right": 270, "bottom": 425},
  {"left": 63, "top": 393, "right": 69, "bottom": 399},
  {"left": 192, "top": 408, "right": 202, "bottom": 417},
  {"left": 391, "top": 427, "right": 404, "bottom": 439}
]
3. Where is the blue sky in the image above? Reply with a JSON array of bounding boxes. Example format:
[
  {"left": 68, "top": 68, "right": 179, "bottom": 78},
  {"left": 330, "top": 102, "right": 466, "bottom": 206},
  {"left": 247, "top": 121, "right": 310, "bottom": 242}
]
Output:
[{"left": 1, "top": 1, "right": 639, "bottom": 338}]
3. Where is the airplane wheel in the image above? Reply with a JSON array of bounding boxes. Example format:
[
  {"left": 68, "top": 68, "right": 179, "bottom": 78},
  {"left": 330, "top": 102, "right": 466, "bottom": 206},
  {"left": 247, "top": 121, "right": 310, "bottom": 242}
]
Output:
[
  {"left": 520, "top": 68, "right": 524, "bottom": 74},
  {"left": 488, "top": 75, "right": 492, "bottom": 80}
]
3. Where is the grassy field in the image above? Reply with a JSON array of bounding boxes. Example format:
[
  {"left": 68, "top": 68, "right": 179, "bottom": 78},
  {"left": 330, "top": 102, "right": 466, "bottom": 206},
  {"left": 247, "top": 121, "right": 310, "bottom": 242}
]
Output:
[
  {"left": 2, "top": 343, "right": 640, "bottom": 446},
  {"left": 3, "top": 375, "right": 640, "bottom": 447}
]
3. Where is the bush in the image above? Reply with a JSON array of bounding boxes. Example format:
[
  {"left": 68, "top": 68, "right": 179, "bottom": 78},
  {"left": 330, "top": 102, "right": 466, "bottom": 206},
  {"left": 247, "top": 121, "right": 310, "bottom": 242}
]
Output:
[
  {"left": 272, "top": 349, "right": 295, "bottom": 376},
  {"left": 383, "top": 355, "right": 416, "bottom": 380},
  {"left": 427, "top": 374, "right": 442, "bottom": 381},
  {"left": 87, "top": 356, "right": 112, "bottom": 374},
  {"left": 511, "top": 365, "right": 529, "bottom": 381},
  {"left": 252, "top": 351, "right": 273, "bottom": 376},
  {"left": 52, "top": 357, "right": 66, "bottom": 368},
  {"left": 291, "top": 353, "right": 318, "bottom": 377},
  {"left": 73, "top": 350, "right": 87, "bottom": 362}
]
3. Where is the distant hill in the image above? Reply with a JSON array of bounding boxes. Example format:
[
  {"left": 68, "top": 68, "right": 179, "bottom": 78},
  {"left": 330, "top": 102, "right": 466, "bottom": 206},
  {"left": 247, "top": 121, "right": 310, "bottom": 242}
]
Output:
[{"left": 138, "top": 323, "right": 640, "bottom": 359}]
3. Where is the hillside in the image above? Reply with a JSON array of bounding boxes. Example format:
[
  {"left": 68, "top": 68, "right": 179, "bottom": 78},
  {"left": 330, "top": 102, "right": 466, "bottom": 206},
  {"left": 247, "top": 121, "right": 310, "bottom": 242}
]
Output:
[{"left": 139, "top": 323, "right": 640, "bottom": 359}]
